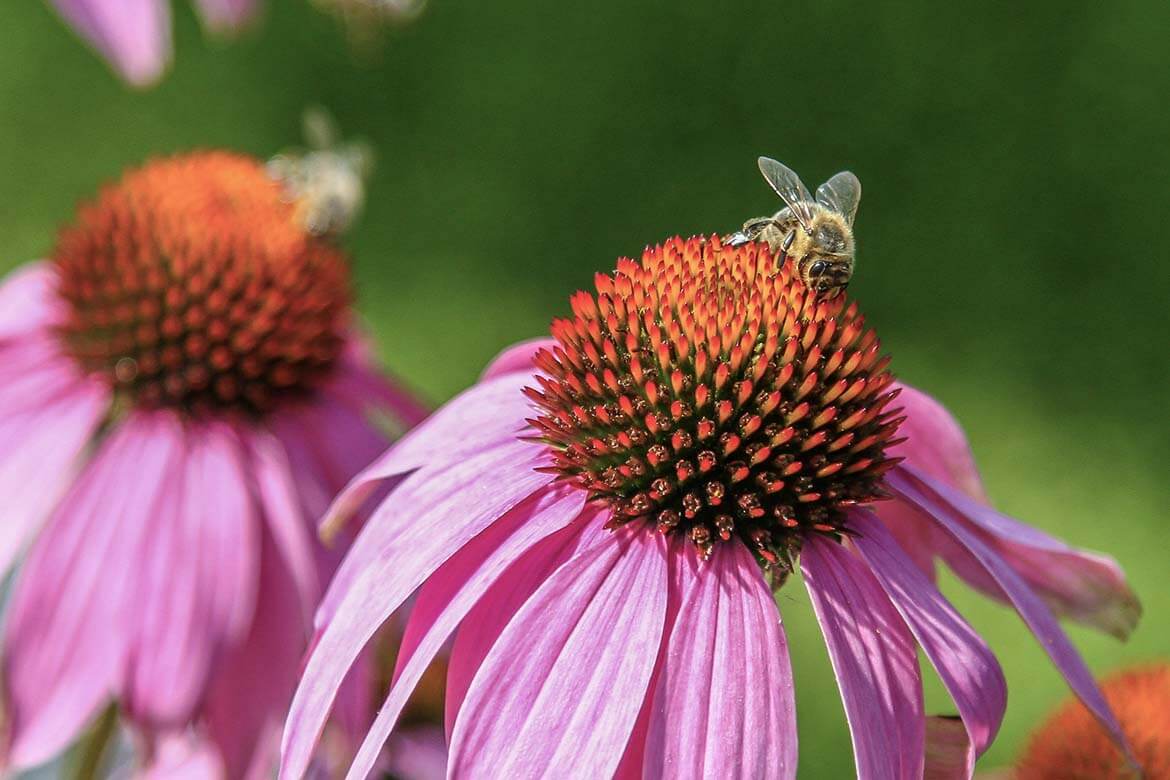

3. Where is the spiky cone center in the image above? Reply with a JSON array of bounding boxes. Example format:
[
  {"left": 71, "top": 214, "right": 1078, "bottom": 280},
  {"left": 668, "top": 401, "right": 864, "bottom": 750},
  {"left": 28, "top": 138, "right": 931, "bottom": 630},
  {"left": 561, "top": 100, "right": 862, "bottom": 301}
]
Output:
[
  {"left": 1018, "top": 664, "right": 1170, "bottom": 779},
  {"left": 53, "top": 151, "right": 350, "bottom": 417},
  {"left": 527, "top": 235, "right": 903, "bottom": 567}
]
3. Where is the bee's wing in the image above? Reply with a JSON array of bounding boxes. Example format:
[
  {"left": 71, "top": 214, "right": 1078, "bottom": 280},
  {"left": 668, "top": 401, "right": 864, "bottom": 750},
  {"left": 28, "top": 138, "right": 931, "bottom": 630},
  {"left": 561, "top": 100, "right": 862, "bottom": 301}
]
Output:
[
  {"left": 303, "top": 106, "right": 340, "bottom": 150},
  {"left": 758, "top": 157, "right": 815, "bottom": 232},
  {"left": 815, "top": 171, "right": 861, "bottom": 226}
]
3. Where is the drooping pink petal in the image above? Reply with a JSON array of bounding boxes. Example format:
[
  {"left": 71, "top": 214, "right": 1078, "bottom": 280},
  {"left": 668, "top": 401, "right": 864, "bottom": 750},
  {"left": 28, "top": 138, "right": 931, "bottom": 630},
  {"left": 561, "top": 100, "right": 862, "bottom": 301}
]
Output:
[
  {"left": 479, "top": 337, "right": 556, "bottom": 381},
  {"left": 321, "top": 372, "right": 535, "bottom": 534},
  {"left": 447, "top": 527, "right": 668, "bottom": 778},
  {"left": 889, "top": 382, "right": 988, "bottom": 502},
  {"left": 873, "top": 499, "right": 939, "bottom": 582},
  {"left": 900, "top": 463, "right": 1140, "bottom": 640},
  {"left": 887, "top": 468, "right": 1137, "bottom": 766},
  {"left": 344, "top": 486, "right": 586, "bottom": 779},
  {"left": 0, "top": 263, "right": 64, "bottom": 340},
  {"left": 644, "top": 540, "right": 798, "bottom": 778},
  {"left": 191, "top": 0, "right": 261, "bottom": 34},
  {"left": 124, "top": 419, "right": 259, "bottom": 728},
  {"left": 3, "top": 412, "right": 184, "bottom": 768},
  {"left": 442, "top": 509, "right": 608, "bottom": 736},
  {"left": 317, "top": 438, "right": 548, "bottom": 626},
  {"left": 47, "top": 0, "right": 172, "bottom": 87},
  {"left": 0, "top": 372, "right": 108, "bottom": 575},
  {"left": 849, "top": 509, "right": 1006, "bottom": 771},
  {"left": 802, "top": 534, "right": 925, "bottom": 780},
  {"left": 245, "top": 428, "right": 322, "bottom": 627},
  {"left": 205, "top": 524, "right": 306, "bottom": 780},
  {"left": 280, "top": 440, "right": 552, "bottom": 780}
]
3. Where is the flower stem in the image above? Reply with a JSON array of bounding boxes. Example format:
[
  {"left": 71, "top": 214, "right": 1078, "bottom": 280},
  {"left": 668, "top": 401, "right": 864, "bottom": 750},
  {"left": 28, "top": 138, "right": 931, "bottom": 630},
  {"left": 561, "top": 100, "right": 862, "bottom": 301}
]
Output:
[{"left": 72, "top": 705, "right": 117, "bottom": 780}]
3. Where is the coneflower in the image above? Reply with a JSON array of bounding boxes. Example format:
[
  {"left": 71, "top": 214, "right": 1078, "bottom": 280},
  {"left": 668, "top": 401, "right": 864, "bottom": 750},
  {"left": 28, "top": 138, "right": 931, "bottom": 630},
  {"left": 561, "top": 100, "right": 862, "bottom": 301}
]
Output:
[
  {"left": 1016, "top": 663, "right": 1168, "bottom": 779},
  {"left": 0, "top": 150, "right": 426, "bottom": 775},
  {"left": 281, "top": 235, "right": 1139, "bottom": 779}
]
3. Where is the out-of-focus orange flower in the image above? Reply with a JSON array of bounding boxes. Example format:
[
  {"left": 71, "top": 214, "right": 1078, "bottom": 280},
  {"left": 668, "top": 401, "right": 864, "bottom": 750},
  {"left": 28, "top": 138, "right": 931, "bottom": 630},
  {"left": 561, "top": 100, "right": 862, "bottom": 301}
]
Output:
[{"left": 1017, "top": 663, "right": 1169, "bottom": 780}]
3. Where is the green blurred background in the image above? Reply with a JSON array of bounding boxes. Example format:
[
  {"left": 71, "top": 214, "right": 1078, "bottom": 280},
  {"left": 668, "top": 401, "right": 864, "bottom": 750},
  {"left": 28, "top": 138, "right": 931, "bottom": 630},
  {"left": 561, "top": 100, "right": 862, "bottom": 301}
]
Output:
[{"left": 1, "top": 0, "right": 1167, "bottom": 775}]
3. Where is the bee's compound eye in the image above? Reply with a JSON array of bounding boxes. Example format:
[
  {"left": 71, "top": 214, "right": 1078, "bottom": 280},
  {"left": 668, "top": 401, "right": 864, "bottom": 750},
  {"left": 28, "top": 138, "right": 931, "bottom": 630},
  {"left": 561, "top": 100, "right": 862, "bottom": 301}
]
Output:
[{"left": 809, "top": 261, "right": 828, "bottom": 276}]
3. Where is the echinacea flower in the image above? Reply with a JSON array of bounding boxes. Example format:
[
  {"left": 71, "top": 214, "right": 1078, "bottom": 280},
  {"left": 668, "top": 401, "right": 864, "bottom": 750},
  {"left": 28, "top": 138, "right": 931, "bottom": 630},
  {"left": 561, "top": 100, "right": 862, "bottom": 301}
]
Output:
[
  {"left": 1012, "top": 662, "right": 1169, "bottom": 779},
  {"left": 0, "top": 151, "right": 427, "bottom": 775},
  {"left": 281, "top": 235, "right": 1140, "bottom": 778},
  {"left": 46, "top": 0, "right": 261, "bottom": 87}
]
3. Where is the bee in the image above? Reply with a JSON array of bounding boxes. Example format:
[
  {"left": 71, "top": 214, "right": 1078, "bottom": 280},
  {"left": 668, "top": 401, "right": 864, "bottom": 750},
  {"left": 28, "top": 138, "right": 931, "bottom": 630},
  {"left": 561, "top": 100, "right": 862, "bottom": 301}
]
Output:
[
  {"left": 267, "top": 107, "right": 374, "bottom": 237},
  {"left": 728, "top": 157, "right": 861, "bottom": 296},
  {"left": 310, "top": 0, "right": 426, "bottom": 51}
]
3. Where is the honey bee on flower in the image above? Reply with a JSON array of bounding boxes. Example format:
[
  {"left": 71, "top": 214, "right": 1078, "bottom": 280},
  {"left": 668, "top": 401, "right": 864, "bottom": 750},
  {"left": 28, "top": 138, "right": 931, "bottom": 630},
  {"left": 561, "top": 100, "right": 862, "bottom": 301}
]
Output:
[{"left": 729, "top": 156, "right": 861, "bottom": 297}]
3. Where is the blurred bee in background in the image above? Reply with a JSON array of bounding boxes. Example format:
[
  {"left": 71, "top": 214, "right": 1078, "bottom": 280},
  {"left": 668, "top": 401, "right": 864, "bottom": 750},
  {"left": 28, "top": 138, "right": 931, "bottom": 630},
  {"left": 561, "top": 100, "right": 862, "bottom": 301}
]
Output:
[
  {"left": 311, "top": 0, "right": 427, "bottom": 51},
  {"left": 728, "top": 157, "right": 861, "bottom": 297},
  {"left": 267, "top": 107, "right": 374, "bottom": 237}
]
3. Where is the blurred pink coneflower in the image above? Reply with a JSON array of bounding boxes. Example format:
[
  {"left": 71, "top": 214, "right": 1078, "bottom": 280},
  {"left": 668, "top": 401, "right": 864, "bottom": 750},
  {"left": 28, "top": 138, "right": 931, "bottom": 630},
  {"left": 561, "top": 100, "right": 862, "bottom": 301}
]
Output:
[
  {"left": 281, "top": 236, "right": 1140, "bottom": 779},
  {"left": 45, "top": 0, "right": 261, "bottom": 87},
  {"left": 0, "top": 151, "right": 426, "bottom": 775}
]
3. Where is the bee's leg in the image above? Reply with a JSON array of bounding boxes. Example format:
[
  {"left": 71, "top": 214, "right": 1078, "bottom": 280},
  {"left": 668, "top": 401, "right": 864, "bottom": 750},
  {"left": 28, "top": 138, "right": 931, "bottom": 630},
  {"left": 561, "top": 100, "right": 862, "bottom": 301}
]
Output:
[
  {"left": 742, "top": 216, "right": 775, "bottom": 238},
  {"left": 781, "top": 229, "right": 797, "bottom": 251},
  {"left": 726, "top": 217, "right": 773, "bottom": 247},
  {"left": 728, "top": 217, "right": 777, "bottom": 246}
]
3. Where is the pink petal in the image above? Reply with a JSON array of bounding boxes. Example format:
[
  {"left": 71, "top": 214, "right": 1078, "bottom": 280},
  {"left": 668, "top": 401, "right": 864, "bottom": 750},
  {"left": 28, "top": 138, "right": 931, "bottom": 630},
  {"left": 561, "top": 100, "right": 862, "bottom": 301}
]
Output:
[
  {"left": 0, "top": 371, "right": 108, "bottom": 575},
  {"left": 887, "top": 468, "right": 1137, "bottom": 767},
  {"left": 280, "top": 440, "right": 552, "bottom": 780},
  {"left": 901, "top": 463, "right": 1140, "bottom": 640},
  {"left": 321, "top": 372, "right": 534, "bottom": 535},
  {"left": 205, "top": 525, "right": 307, "bottom": 779},
  {"left": 479, "top": 338, "right": 556, "bottom": 381},
  {"left": 611, "top": 536, "right": 693, "bottom": 778},
  {"left": 318, "top": 438, "right": 548, "bottom": 626},
  {"left": 328, "top": 334, "right": 431, "bottom": 430},
  {"left": 443, "top": 509, "right": 608, "bottom": 736},
  {"left": 3, "top": 412, "right": 184, "bottom": 768},
  {"left": 273, "top": 390, "right": 391, "bottom": 514},
  {"left": 244, "top": 428, "right": 322, "bottom": 628},
  {"left": 191, "top": 0, "right": 261, "bottom": 34},
  {"left": 0, "top": 336, "right": 90, "bottom": 412},
  {"left": 873, "top": 499, "right": 939, "bottom": 582},
  {"left": 447, "top": 527, "right": 668, "bottom": 778},
  {"left": 344, "top": 486, "right": 585, "bottom": 779},
  {"left": 849, "top": 509, "right": 1006, "bottom": 769},
  {"left": 48, "top": 0, "right": 172, "bottom": 87},
  {"left": 0, "top": 262, "right": 63, "bottom": 340},
  {"left": 124, "top": 420, "right": 260, "bottom": 728},
  {"left": 890, "top": 382, "right": 987, "bottom": 502},
  {"left": 802, "top": 534, "right": 925, "bottom": 780},
  {"left": 139, "top": 732, "right": 226, "bottom": 780},
  {"left": 644, "top": 540, "right": 798, "bottom": 778}
]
